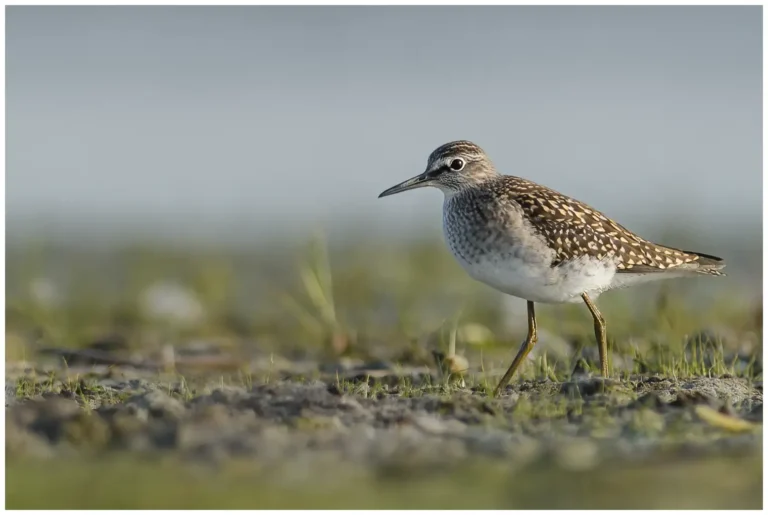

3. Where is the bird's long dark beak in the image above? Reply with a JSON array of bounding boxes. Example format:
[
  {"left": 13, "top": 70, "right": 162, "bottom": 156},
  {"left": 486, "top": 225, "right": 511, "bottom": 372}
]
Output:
[{"left": 378, "top": 171, "right": 431, "bottom": 198}]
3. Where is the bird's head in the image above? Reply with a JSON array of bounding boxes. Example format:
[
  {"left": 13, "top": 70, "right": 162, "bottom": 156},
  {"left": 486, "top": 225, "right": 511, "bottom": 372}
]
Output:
[{"left": 378, "top": 140, "right": 498, "bottom": 198}]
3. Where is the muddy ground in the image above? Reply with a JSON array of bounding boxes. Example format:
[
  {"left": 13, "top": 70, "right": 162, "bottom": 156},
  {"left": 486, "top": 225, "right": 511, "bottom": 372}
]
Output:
[{"left": 5, "top": 355, "right": 763, "bottom": 509}]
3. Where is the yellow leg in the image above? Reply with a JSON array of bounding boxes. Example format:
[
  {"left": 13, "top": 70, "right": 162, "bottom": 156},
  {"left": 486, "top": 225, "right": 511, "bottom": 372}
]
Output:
[
  {"left": 493, "top": 301, "right": 537, "bottom": 396},
  {"left": 581, "top": 293, "right": 609, "bottom": 377}
]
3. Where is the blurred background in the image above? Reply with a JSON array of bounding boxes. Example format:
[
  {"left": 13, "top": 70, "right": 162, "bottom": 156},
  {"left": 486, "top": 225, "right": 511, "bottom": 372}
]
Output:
[
  {"left": 5, "top": 6, "right": 763, "bottom": 509},
  {"left": 6, "top": 5, "right": 762, "bottom": 368}
]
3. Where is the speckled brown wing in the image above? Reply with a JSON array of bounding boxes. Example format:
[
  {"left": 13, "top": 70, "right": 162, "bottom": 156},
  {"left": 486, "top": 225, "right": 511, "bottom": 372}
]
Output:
[{"left": 503, "top": 177, "right": 713, "bottom": 273}]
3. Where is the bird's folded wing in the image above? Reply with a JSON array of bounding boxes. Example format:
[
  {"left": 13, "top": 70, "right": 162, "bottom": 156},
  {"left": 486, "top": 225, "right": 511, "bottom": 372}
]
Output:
[{"left": 510, "top": 188, "right": 701, "bottom": 272}]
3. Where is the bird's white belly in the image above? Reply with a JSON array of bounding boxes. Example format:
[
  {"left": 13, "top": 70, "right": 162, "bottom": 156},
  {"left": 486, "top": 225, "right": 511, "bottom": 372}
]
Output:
[{"left": 455, "top": 254, "right": 618, "bottom": 304}]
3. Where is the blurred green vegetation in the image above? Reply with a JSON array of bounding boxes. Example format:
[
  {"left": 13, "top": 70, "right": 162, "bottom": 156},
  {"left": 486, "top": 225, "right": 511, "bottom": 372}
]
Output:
[
  {"left": 6, "top": 453, "right": 761, "bottom": 509},
  {"left": 5, "top": 231, "right": 762, "bottom": 380}
]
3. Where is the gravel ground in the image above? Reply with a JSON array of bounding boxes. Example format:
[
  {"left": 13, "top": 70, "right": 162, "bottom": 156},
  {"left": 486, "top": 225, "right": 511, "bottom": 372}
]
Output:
[
  {"left": 6, "top": 363, "right": 761, "bottom": 461},
  {"left": 5, "top": 355, "right": 763, "bottom": 508}
]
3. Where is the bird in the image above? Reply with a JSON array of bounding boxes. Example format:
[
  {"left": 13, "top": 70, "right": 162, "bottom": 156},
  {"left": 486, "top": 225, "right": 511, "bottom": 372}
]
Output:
[{"left": 378, "top": 140, "right": 725, "bottom": 395}]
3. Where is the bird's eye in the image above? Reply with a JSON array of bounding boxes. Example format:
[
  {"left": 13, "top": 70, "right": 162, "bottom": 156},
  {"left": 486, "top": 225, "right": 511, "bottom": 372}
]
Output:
[{"left": 449, "top": 158, "right": 465, "bottom": 171}]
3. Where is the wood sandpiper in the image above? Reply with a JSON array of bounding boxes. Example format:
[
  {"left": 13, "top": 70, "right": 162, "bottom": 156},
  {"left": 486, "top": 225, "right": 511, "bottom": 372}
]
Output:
[{"left": 379, "top": 140, "right": 726, "bottom": 395}]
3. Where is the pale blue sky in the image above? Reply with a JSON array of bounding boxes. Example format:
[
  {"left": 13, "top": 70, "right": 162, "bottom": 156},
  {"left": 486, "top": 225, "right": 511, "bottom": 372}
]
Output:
[{"left": 6, "top": 6, "right": 762, "bottom": 244}]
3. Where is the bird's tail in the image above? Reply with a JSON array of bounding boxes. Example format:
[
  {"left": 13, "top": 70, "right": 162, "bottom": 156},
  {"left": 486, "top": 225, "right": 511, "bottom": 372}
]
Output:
[{"left": 679, "top": 250, "right": 726, "bottom": 276}]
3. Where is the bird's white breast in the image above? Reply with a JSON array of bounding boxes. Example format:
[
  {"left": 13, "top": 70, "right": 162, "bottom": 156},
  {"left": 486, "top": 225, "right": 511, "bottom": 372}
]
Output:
[{"left": 451, "top": 251, "right": 619, "bottom": 304}]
